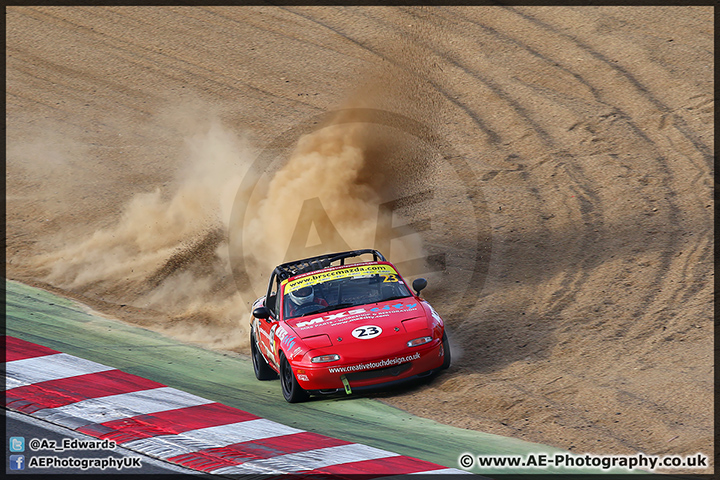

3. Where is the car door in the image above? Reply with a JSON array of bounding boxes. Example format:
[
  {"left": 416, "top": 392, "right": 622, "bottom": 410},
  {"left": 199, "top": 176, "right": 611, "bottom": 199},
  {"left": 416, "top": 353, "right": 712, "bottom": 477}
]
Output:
[{"left": 256, "top": 272, "right": 281, "bottom": 369}]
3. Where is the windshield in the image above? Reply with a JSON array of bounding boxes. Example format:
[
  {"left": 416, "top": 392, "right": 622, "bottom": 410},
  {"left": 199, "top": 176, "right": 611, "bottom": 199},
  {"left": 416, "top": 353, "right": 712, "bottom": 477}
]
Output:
[{"left": 282, "top": 264, "right": 412, "bottom": 320}]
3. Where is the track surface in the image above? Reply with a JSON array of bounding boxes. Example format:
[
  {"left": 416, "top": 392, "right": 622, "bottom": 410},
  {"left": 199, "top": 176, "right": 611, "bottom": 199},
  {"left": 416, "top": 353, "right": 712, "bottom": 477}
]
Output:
[{"left": 5, "top": 6, "right": 714, "bottom": 474}]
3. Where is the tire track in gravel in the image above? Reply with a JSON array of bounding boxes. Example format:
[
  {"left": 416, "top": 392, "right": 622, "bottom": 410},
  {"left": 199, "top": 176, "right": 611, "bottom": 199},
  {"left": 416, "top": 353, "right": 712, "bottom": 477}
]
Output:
[
  {"left": 439, "top": 9, "right": 655, "bottom": 278},
  {"left": 102, "top": 7, "right": 326, "bottom": 109},
  {"left": 437, "top": 4, "right": 711, "bottom": 210},
  {"left": 196, "top": 6, "right": 371, "bottom": 63},
  {"left": 493, "top": 9, "right": 709, "bottom": 179},
  {"left": 7, "top": 47, "right": 156, "bottom": 117},
  {"left": 672, "top": 229, "right": 714, "bottom": 306},
  {"left": 12, "top": 6, "right": 323, "bottom": 112},
  {"left": 370, "top": 7, "right": 605, "bottom": 320},
  {"left": 273, "top": 6, "right": 502, "bottom": 146},
  {"left": 471, "top": 6, "right": 706, "bottom": 324},
  {"left": 504, "top": 7, "right": 713, "bottom": 169}
]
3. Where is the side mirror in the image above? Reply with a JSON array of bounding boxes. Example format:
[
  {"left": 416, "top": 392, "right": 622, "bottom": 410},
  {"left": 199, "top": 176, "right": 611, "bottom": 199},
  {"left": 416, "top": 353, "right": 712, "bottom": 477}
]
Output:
[
  {"left": 252, "top": 306, "right": 271, "bottom": 320},
  {"left": 412, "top": 278, "right": 428, "bottom": 295}
]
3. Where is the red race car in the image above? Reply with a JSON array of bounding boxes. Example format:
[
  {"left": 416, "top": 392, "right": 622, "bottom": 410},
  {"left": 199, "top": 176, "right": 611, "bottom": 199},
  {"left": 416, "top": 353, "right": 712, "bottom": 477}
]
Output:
[{"left": 249, "top": 249, "right": 450, "bottom": 402}]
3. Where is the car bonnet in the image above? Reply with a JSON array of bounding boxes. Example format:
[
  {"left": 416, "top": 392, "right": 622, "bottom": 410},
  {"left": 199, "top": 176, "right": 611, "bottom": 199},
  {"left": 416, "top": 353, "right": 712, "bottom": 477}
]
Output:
[{"left": 285, "top": 298, "right": 426, "bottom": 339}]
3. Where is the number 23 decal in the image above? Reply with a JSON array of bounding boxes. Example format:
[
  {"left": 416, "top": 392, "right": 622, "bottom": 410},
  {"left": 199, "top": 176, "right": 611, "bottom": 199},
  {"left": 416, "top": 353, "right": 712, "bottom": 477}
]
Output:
[{"left": 351, "top": 325, "right": 382, "bottom": 339}]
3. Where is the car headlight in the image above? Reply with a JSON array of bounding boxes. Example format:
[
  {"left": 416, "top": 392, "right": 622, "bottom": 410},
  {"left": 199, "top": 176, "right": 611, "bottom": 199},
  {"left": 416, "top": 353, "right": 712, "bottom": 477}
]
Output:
[
  {"left": 407, "top": 336, "right": 432, "bottom": 347},
  {"left": 311, "top": 354, "right": 340, "bottom": 363}
]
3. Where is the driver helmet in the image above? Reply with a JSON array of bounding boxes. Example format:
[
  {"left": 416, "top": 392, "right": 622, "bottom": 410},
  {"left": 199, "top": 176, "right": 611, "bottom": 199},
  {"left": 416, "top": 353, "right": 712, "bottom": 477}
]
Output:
[{"left": 289, "top": 286, "right": 314, "bottom": 306}]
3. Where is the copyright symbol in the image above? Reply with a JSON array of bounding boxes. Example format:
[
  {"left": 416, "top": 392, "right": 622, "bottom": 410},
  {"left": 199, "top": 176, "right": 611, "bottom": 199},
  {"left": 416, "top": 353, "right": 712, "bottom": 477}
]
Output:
[
  {"left": 459, "top": 453, "right": 474, "bottom": 469},
  {"left": 30, "top": 438, "right": 41, "bottom": 450}
]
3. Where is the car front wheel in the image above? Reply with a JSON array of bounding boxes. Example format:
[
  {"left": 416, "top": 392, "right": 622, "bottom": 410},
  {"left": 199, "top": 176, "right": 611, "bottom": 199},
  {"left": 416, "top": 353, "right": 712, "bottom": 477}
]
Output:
[
  {"left": 280, "top": 352, "right": 309, "bottom": 403},
  {"left": 441, "top": 332, "right": 451, "bottom": 370}
]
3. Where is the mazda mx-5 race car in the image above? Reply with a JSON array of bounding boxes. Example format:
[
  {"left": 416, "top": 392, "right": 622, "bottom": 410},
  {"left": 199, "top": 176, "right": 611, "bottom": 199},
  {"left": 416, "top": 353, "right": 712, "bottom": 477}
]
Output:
[{"left": 249, "top": 249, "right": 450, "bottom": 402}]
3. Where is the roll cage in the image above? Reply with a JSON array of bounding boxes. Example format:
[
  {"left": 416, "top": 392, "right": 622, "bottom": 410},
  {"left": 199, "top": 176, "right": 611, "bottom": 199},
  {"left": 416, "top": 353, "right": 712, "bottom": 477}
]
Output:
[{"left": 263, "top": 249, "right": 387, "bottom": 318}]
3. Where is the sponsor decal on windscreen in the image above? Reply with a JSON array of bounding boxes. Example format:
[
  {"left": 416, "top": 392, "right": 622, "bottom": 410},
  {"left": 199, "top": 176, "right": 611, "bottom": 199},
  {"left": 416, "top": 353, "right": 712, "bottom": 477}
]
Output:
[{"left": 283, "top": 264, "right": 398, "bottom": 294}]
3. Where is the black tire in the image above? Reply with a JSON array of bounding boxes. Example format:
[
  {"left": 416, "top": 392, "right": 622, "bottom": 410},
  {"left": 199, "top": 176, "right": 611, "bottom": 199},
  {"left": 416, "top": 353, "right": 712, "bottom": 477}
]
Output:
[
  {"left": 441, "top": 332, "right": 451, "bottom": 370},
  {"left": 251, "top": 332, "right": 278, "bottom": 380},
  {"left": 280, "top": 352, "right": 309, "bottom": 403}
]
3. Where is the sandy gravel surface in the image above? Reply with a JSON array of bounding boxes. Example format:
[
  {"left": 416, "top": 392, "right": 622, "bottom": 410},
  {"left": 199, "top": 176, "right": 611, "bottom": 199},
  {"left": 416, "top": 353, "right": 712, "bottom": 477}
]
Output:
[{"left": 6, "top": 6, "right": 713, "bottom": 474}]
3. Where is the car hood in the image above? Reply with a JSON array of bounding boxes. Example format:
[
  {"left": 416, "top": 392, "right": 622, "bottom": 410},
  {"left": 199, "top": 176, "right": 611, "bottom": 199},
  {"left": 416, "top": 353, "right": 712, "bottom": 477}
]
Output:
[{"left": 285, "top": 298, "right": 428, "bottom": 340}]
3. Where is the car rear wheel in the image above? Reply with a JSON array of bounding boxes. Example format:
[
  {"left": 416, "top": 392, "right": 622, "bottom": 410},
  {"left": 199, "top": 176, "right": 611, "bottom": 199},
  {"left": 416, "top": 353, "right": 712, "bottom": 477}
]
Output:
[
  {"left": 441, "top": 332, "right": 451, "bottom": 370},
  {"left": 251, "top": 332, "right": 278, "bottom": 380},
  {"left": 280, "top": 352, "right": 309, "bottom": 403}
]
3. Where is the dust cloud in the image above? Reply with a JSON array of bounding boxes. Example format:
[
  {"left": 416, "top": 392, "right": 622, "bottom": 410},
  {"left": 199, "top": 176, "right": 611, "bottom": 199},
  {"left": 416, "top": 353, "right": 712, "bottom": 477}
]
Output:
[
  {"left": 240, "top": 117, "right": 428, "bottom": 276},
  {"left": 28, "top": 112, "right": 253, "bottom": 350},
  {"left": 29, "top": 103, "right": 431, "bottom": 352}
]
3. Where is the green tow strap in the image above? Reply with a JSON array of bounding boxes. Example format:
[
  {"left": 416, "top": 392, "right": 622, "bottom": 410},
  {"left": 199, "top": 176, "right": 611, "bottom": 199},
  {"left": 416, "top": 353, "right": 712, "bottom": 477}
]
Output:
[{"left": 340, "top": 375, "right": 352, "bottom": 394}]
